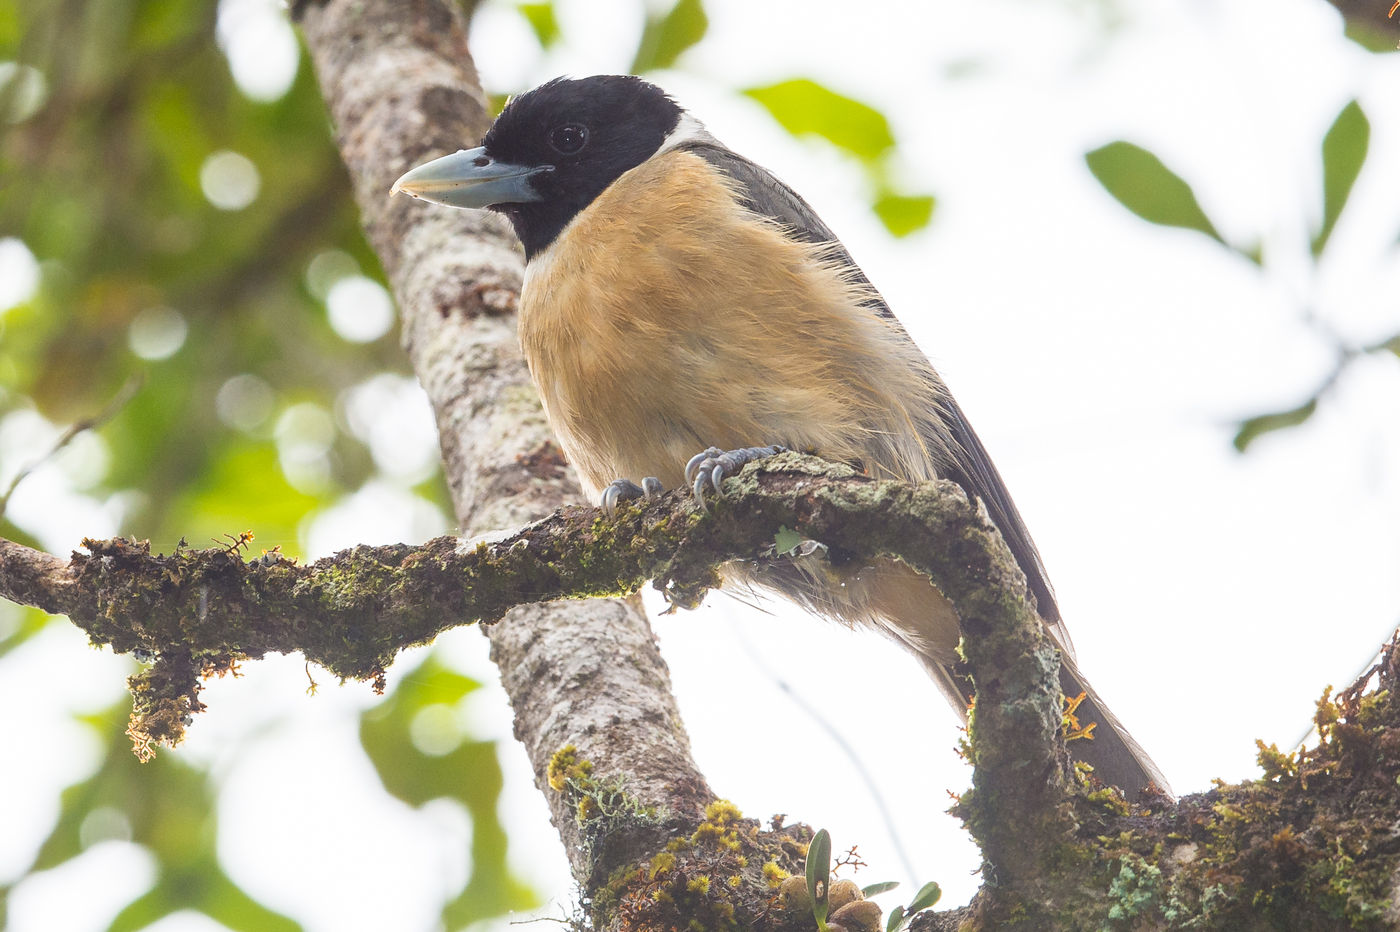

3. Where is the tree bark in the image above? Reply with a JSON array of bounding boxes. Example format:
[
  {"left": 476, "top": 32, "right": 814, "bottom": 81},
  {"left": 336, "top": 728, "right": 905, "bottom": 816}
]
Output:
[{"left": 293, "top": 0, "right": 721, "bottom": 894}]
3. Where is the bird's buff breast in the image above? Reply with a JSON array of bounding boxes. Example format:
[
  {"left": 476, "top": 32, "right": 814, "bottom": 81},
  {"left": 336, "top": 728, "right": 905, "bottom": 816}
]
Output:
[
  {"left": 518, "top": 149, "right": 942, "bottom": 501},
  {"left": 517, "top": 149, "right": 964, "bottom": 663}
]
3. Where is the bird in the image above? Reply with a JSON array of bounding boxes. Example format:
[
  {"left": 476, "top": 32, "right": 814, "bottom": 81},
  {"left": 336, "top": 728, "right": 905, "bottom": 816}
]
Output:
[{"left": 392, "top": 74, "right": 1169, "bottom": 800}]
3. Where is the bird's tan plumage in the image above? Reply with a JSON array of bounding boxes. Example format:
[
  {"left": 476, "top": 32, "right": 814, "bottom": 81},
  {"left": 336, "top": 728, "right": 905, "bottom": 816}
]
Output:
[
  {"left": 520, "top": 152, "right": 962, "bottom": 493},
  {"left": 521, "top": 150, "right": 969, "bottom": 656},
  {"left": 398, "top": 74, "right": 1169, "bottom": 799}
]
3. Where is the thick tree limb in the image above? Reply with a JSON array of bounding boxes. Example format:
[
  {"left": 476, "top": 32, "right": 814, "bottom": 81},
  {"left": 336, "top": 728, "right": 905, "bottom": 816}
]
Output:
[
  {"left": 10, "top": 456, "right": 1400, "bottom": 928},
  {"left": 293, "top": 0, "right": 720, "bottom": 895},
  {"left": 0, "top": 536, "right": 75, "bottom": 614},
  {"left": 0, "top": 456, "right": 1039, "bottom": 742},
  {"left": 0, "top": 462, "right": 839, "bottom": 652},
  {"left": 2, "top": 450, "right": 1082, "bottom": 924}
]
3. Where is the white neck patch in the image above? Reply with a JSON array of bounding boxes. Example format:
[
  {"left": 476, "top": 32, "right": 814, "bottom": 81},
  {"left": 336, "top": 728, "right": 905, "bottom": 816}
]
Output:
[{"left": 655, "top": 111, "right": 720, "bottom": 156}]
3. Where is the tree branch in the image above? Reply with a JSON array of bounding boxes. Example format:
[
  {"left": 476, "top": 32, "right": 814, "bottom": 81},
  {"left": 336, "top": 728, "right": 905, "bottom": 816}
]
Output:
[
  {"left": 1, "top": 449, "right": 1094, "bottom": 924},
  {"left": 0, "top": 536, "right": 77, "bottom": 616},
  {"left": 0, "top": 456, "right": 1036, "bottom": 743}
]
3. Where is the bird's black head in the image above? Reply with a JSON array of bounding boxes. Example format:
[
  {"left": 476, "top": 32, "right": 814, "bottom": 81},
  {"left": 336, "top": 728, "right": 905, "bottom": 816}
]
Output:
[
  {"left": 393, "top": 76, "right": 685, "bottom": 259},
  {"left": 485, "top": 76, "right": 684, "bottom": 256}
]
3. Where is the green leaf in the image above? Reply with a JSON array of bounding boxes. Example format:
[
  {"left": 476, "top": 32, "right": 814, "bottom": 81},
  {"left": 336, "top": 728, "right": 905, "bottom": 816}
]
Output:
[
  {"left": 132, "top": 1, "right": 202, "bottom": 49},
  {"left": 907, "top": 880, "right": 942, "bottom": 913},
  {"left": 1232, "top": 398, "right": 1318, "bottom": 453},
  {"left": 517, "top": 3, "right": 560, "bottom": 47},
  {"left": 873, "top": 190, "right": 936, "bottom": 238},
  {"left": 108, "top": 865, "right": 302, "bottom": 932},
  {"left": 1342, "top": 19, "right": 1396, "bottom": 53},
  {"left": 1234, "top": 240, "right": 1264, "bottom": 266},
  {"left": 886, "top": 904, "right": 907, "bottom": 932},
  {"left": 631, "top": 0, "right": 708, "bottom": 73},
  {"left": 745, "top": 79, "right": 895, "bottom": 162},
  {"left": 0, "top": 605, "right": 54, "bottom": 657},
  {"left": 1085, "top": 141, "right": 1225, "bottom": 246},
  {"left": 806, "top": 828, "right": 832, "bottom": 930},
  {"left": 360, "top": 657, "right": 487, "bottom": 806},
  {"left": 862, "top": 880, "right": 900, "bottom": 898},
  {"left": 199, "top": 870, "right": 305, "bottom": 932},
  {"left": 774, "top": 525, "right": 803, "bottom": 554},
  {"left": 1311, "top": 100, "right": 1370, "bottom": 258},
  {"left": 359, "top": 654, "right": 540, "bottom": 926}
]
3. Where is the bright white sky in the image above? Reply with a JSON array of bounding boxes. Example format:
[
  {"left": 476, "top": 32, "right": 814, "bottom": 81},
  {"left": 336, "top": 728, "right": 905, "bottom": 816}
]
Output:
[{"left": 4, "top": 0, "right": 1400, "bottom": 928}]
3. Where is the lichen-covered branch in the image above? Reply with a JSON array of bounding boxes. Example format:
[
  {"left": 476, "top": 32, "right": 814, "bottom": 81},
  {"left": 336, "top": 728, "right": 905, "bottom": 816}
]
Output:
[
  {"left": 0, "top": 454, "right": 1038, "bottom": 743},
  {"left": 0, "top": 536, "right": 76, "bottom": 614},
  {"left": 11, "top": 466, "right": 1400, "bottom": 928},
  {"left": 1, "top": 448, "right": 1081, "bottom": 927}
]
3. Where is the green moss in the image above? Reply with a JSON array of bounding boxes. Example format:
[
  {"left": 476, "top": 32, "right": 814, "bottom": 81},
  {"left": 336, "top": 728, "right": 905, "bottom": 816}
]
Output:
[
  {"left": 544, "top": 743, "right": 667, "bottom": 889},
  {"left": 590, "top": 801, "right": 813, "bottom": 932},
  {"left": 548, "top": 743, "right": 593, "bottom": 792},
  {"left": 1104, "top": 854, "right": 1163, "bottom": 922}
]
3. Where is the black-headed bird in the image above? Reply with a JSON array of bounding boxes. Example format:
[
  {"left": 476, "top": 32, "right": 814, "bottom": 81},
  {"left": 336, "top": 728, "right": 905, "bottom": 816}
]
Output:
[{"left": 393, "top": 74, "right": 1169, "bottom": 800}]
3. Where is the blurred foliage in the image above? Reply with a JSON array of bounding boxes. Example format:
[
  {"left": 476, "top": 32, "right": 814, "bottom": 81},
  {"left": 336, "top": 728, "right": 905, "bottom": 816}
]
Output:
[
  {"left": 1313, "top": 99, "right": 1369, "bottom": 258},
  {"left": 3, "top": 703, "right": 301, "bottom": 931},
  {"left": 1084, "top": 97, "right": 1399, "bottom": 453},
  {"left": 0, "top": 0, "right": 411, "bottom": 554},
  {"left": 872, "top": 189, "right": 936, "bottom": 240},
  {"left": 516, "top": 2, "right": 561, "bottom": 48},
  {"left": 0, "top": 0, "right": 529, "bottom": 927},
  {"left": 0, "top": 0, "right": 928, "bottom": 926},
  {"left": 743, "top": 78, "right": 937, "bottom": 238},
  {"left": 630, "top": 0, "right": 708, "bottom": 73},
  {"left": 746, "top": 79, "right": 896, "bottom": 161},
  {"left": 1083, "top": 140, "right": 1229, "bottom": 251},
  {"left": 1328, "top": 0, "right": 1400, "bottom": 50},
  {"left": 360, "top": 656, "right": 537, "bottom": 928},
  {"left": 1232, "top": 399, "right": 1320, "bottom": 455}
]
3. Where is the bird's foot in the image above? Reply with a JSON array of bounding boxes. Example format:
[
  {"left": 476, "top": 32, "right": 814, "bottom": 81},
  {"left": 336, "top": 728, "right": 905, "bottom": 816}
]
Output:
[
  {"left": 600, "top": 476, "right": 665, "bottom": 516},
  {"left": 683, "top": 445, "right": 787, "bottom": 506}
]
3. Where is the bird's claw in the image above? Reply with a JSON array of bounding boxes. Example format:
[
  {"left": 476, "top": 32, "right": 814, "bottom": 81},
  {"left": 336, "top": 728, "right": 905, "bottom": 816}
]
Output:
[
  {"left": 600, "top": 476, "right": 664, "bottom": 516},
  {"left": 684, "top": 445, "right": 787, "bottom": 506}
]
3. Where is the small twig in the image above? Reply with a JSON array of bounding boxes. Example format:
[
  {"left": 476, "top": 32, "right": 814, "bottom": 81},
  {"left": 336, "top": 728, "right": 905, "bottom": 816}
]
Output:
[{"left": 0, "top": 372, "right": 144, "bottom": 520}]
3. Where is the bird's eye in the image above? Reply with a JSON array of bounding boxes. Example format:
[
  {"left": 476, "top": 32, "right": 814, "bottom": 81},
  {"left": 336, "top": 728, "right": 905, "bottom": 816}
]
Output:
[{"left": 549, "top": 124, "right": 588, "bottom": 155}]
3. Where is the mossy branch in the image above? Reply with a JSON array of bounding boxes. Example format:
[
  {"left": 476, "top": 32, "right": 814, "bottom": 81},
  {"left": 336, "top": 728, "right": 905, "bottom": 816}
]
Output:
[
  {"left": 0, "top": 453, "right": 1059, "bottom": 756},
  {"left": 9, "top": 461, "right": 1400, "bottom": 927}
]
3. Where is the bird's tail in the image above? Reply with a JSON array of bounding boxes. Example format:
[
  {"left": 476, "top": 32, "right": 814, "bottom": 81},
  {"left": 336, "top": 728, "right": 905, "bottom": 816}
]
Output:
[
  {"left": 921, "top": 653, "right": 1171, "bottom": 802},
  {"left": 724, "top": 552, "right": 1170, "bottom": 800},
  {"left": 1058, "top": 657, "right": 1172, "bottom": 799}
]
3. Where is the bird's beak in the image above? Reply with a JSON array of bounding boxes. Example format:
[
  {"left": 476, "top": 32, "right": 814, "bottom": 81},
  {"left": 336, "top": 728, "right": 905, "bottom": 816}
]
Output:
[{"left": 390, "top": 147, "right": 548, "bottom": 208}]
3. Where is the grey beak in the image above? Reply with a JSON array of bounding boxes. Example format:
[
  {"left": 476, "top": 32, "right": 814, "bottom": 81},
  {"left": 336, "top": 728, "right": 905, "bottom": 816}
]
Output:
[{"left": 391, "top": 147, "right": 549, "bottom": 208}]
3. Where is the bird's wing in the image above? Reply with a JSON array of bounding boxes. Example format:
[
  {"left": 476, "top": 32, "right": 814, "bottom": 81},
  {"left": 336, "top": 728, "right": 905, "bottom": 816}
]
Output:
[
  {"left": 679, "top": 143, "right": 891, "bottom": 318},
  {"left": 680, "top": 142, "right": 1067, "bottom": 638}
]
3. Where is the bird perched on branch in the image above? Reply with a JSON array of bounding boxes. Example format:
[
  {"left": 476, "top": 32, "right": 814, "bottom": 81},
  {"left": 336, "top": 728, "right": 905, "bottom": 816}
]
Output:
[{"left": 393, "top": 74, "right": 1169, "bottom": 800}]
